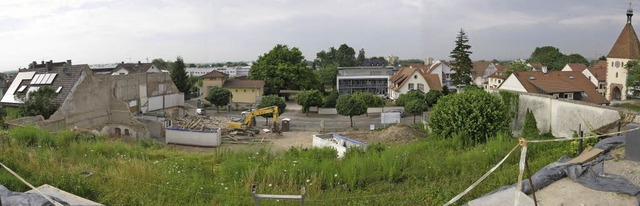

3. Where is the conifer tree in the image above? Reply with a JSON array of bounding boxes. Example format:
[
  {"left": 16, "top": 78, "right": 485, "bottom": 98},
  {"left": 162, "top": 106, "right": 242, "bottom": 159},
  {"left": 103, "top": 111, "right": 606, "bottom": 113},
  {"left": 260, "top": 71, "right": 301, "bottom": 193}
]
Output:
[{"left": 449, "top": 29, "right": 473, "bottom": 85}]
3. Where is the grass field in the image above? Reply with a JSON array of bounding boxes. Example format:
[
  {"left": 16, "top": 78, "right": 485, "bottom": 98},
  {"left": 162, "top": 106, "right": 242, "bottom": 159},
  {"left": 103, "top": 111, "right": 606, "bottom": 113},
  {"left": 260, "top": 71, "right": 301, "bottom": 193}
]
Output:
[{"left": 0, "top": 126, "right": 574, "bottom": 205}]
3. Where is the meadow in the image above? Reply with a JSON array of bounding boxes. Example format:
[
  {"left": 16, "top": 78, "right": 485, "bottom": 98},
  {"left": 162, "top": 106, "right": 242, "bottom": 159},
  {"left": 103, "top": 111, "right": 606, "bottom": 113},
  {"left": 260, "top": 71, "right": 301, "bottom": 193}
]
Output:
[{"left": 0, "top": 125, "right": 574, "bottom": 205}]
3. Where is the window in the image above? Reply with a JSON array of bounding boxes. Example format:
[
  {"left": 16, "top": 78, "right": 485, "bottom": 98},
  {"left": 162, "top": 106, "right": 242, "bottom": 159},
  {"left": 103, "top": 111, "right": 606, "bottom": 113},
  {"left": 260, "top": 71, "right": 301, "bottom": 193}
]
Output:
[
  {"left": 408, "top": 83, "right": 414, "bottom": 90},
  {"left": 17, "top": 85, "right": 27, "bottom": 93},
  {"left": 56, "top": 86, "right": 63, "bottom": 93},
  {"left": 414, "top": 75, "right": 418, "bottom": 79},
  {"left": 616, "top": 72, "right": 619, "bottom": 78},
  {"left": 417, "top": 83, "right": 424, "bottom": 92},
  {"left": 498, "top": 80, "right": 502, "bottom": 84},
  {"left": 563, "top": 93, "right": 573, "bottom": 99}
]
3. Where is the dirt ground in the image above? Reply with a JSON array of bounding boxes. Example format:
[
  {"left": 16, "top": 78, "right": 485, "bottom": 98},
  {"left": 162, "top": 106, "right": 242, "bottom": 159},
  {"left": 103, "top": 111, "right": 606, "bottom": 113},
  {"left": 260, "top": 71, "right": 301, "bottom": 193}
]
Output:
[
  {"left": 168, "top": 124, "right": 424, "bottom": 152},
  {"left": 531, "top": 150, "right": 640, "bottom": 205}
]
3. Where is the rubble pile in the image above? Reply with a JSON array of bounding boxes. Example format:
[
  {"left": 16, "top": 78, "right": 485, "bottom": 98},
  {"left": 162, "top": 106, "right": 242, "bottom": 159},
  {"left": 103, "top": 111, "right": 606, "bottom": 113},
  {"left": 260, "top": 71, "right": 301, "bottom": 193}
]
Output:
[{"left": 169, "top": 115, "right": 228, "bottom": 131}]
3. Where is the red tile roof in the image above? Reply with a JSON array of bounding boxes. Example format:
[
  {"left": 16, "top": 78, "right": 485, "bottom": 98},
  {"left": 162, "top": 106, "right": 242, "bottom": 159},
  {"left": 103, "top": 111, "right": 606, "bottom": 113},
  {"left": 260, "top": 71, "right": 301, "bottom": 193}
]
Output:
[
  {"left": 423, "top": 74, "right": 442, "bottom": 90},
  {"left": 472, "top": 60, "right": 492, "bottom": 78},
  {"left": 510, "top": 71, "right": 609, "bottom": 105},
  {"left": 566, "top": 63, "right": 588, "bottom": 72},
  {"left": 222, "top": 79, "right": 265, "bottom": 89},
  {"left": 608, "top": 23, "right": 640, "bottom": 59},
  {"left": 202, "top": 70, "right": 226, "bottom": 78},
  {"left": 587, "top": 67, "right": 607, "bottom": 82}
]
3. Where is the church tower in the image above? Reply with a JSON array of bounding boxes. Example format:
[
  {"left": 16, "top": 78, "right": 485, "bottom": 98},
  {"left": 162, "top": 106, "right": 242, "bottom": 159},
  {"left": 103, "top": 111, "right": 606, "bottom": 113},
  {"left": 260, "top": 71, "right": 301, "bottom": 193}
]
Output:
[{"left": 606, "top": 1, "right": 640, "bottom": 100}]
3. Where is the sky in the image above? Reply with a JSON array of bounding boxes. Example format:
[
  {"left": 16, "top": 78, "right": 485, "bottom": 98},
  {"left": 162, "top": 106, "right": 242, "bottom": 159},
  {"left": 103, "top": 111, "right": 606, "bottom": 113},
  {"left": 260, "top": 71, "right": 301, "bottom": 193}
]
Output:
[{"left": 0, "top": 0, "right": 635, "bottom": 71}]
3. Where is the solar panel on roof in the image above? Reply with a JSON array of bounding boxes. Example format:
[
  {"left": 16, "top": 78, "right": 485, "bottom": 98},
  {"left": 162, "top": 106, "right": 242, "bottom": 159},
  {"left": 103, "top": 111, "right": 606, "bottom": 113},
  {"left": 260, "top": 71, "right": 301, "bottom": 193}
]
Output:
[
  {"left": 43, "top": 74, "right": 52, "bottom": 84},
  {"left": 36, "top": 74, "right": 46, "bottom": 84},
  {"left": 30, "top": 74, "right": 42, "bottom": 84},
  {"left": 45, "top": 74, "right": 57, "bottom": 84}
]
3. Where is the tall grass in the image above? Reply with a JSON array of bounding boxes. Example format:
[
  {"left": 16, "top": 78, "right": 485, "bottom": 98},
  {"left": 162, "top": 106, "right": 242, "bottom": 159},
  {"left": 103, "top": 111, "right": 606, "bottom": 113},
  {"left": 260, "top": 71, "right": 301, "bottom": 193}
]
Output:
[{"left": 0, "top": 127, "right": 573, "bottom": 205}]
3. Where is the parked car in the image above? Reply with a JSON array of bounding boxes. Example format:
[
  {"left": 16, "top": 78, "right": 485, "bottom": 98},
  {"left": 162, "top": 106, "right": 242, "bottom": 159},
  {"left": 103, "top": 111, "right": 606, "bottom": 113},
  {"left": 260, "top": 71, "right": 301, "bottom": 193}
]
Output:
[
  {"left": 384, "top": 109, "right": 405, "bottom": 117},
  {"left": 196, "top": 108, "right": 205, "bottom": 115}
]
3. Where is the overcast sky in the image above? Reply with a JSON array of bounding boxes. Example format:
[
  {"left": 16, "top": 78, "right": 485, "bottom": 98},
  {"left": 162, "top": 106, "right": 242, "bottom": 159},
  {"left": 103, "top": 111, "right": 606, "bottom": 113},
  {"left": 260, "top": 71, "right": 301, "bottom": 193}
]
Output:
[{"left": 0, "top": 0, "right": 635, "bottom": 71}]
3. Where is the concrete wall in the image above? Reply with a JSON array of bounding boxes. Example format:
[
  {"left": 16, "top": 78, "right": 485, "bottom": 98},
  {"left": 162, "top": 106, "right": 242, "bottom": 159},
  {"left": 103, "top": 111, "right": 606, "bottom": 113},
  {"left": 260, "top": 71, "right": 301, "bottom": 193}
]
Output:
[
  {"left": 312, "top": 133, "right": 366, "bottom": 158},
  {"left": 46, "top": 67, "right": 149, "bottom": 138},
  {"left": 318, "top": 106, "right": 404, "bottom": 115},
  {"left": 104, "top": 72, "right": 182, "bottom": 114},
  {"left": 165, "top": 128, "right": 222, "bottom": 147},
  {"left": 514, "top": 92, "right": 626, "bottom": 137},
  {"left": 145, "top": 93, "right": 185, "bottom": 112}
]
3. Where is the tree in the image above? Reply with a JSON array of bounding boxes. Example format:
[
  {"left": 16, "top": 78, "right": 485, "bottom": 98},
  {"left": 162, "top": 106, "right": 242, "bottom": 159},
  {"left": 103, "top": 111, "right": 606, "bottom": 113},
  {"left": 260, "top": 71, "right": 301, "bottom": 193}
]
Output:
[
  {"left": 152, "top": 58, "right": 168, "bottom": 70},
  {"left": 529, "top": 46, "right": 564, "bottom": 70},
  {"left": 356, "top": 48, "right": 366, "bottom": 66},
  {"left": 424, "top": 90, "right": 444, "bottom": 107},
  {"left": 450, "top": 28, "right": 473, "bottom": 86},
  {"left": 317, "top": 63, "right": 339, "bottom": 88},
  {"left": 429, "top": 90, "right": 509, "bottom": 146},
  {"left": 521, "top": 109, "right": 540, "bottom": 138},
  {"left": 559, "top": 53, "right": 589, "bottom": 67},
  {"left": 336, "top": 95, "right": 367, "bottom": 127},
  {"left": 296, "top": 90, "right": 324, "bottom": 116},
  {"left": 171, "top": 57, "right": 191, "bottom": 99},
  {"left": 626, "top": 60, "right": 640, "bottom": 98},
  {"left": 323, "top": 90, "right": 340, "bottom": 108},
  {"left": 395, "top": 90, "right": 425, "bottom": 106},
  {"left": 315, "top": 44, "right": 358, "bottom": 68},
  {"left": 504, "top": 60, "right": 533, "bottom": 77},
  {"left": 405, "top": 99, "right": 428, "bottom": 123},
  {"left": 18, "top": 86, "right": 58, "bottom": 119},
  {"left": 256, "top": 95, "right": 286, "bottom": 125},
  {"left": 250, "top": 44, "right": 320, "bottom": 95},
  {"left": 352, "top": 92, "right": 384, "bottom": 107},
  {"left": 205, "top": 86, "right": 232, "bottom": 113}
]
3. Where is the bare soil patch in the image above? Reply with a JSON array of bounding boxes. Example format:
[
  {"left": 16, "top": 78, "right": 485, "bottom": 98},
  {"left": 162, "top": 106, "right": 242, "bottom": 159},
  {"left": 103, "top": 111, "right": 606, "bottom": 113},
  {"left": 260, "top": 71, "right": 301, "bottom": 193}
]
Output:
[{"left": 337, "top": 124, "right": 424, "bottom": 145}]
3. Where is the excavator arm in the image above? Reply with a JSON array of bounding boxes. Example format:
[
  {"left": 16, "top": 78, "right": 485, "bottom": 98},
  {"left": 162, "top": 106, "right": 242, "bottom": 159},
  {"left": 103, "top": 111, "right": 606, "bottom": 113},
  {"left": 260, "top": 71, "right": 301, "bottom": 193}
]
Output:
[{"left": 228, "top": 106, "right": 280, "bottom": 134}]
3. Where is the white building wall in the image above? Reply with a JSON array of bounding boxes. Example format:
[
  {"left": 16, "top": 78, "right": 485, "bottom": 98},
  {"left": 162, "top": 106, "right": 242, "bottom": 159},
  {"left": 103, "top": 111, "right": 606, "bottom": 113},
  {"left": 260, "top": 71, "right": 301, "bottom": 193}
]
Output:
[
  {"left": 111, "top": 68, "right": 129, "bottom": 75},
  {"left": 498, "top": 74, "right": 527, "bottom": 92},
  {"left": 166, "top": 128, "right": 222, "bottom": 147},
  {"left": 582, "top": 70, "right": 599, "bottom": 87},
  {"left": 606, "top": 57, "right": 630, "bottom": 100}
]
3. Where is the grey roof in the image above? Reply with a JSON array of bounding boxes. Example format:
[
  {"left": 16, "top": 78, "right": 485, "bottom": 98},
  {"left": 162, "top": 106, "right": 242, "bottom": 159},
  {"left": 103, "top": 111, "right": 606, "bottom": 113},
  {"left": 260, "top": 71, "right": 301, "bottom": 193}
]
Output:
[
  {"left": 2, "top": 63, "right": 87, "bottom": 106},
  {"left": 115, "top": 63, "right": 154, "bottom": 73}
]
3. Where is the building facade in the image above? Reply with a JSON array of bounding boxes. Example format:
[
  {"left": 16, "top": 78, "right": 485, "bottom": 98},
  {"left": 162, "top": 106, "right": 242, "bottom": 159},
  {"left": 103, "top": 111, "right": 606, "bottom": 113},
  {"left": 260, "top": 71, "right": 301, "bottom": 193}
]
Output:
[
  {"left": 336, "top": 66, "right": 396, "bottom": 95},
  {"left": 606, "top": 5, "right": 640, "bottom": 101}
]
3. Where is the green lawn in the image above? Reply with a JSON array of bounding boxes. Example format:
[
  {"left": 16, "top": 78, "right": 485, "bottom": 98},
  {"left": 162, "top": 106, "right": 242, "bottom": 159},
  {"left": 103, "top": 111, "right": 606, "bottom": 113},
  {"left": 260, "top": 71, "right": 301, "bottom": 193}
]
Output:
[
  {"left": 616, "top": 103, "right": 640, "bottom": 112},
  {"left": 0, "top": 126, "right": 574, "bottom": 205}
]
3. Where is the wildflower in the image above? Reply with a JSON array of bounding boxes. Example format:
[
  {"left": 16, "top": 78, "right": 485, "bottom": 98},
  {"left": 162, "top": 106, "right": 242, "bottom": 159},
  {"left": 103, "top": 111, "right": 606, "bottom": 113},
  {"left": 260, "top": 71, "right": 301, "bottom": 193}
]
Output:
[
  {"left": 268, "top": 184, "right": 272, "bottom": 187},
  {"left": 293, "top": 160, "right": 298, "bottom": 163},
  {"left": 306, "top": 179, "right": 310, "bottom": 183},
  {"left": 284, "top": 169, "right": 287, "bottom": 172},
  {"left": 225, "top": 187, "right": 228, "bottom": 190},
  {"left": 334, "top": 174, "right": 338, "bottom": 177},
  {"left": 221, "top": 183, "right": 224, "bottom": 186},
  {"left": 200, "top": 187, "right": 203, "bottom": 190}
]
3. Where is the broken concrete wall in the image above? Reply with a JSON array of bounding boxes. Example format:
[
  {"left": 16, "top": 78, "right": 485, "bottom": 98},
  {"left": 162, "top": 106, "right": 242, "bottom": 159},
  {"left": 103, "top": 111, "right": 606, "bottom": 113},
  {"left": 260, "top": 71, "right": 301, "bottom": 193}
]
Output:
[
  {"left": 103, "top": 72, "right": 182, "bottom": 114},
  {"left": 313, "top": 133, "right": 367, "bottom": 158},
  {"left": 45, "top": 68, "right": 149, "bottom": 138}
]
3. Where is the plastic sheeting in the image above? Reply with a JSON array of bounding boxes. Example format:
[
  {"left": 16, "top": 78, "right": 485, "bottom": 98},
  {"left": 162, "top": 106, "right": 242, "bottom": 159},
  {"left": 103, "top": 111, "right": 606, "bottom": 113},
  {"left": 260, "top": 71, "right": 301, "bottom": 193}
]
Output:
[
  {"left": 0, "top": 185, "right": 68, "bottom": 206},
  {"left": 477, "top": 136, "right": 640, "bottom": 204}
]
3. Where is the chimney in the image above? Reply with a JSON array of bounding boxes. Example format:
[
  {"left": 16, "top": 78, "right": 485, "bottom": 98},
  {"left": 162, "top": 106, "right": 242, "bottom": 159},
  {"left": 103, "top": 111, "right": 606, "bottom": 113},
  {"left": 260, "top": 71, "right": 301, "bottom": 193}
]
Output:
[
  {"left": 66, "top": 59, "right": 72, "bottom": 66},
  {"left": 542, "top": 66, "right": 548, "bottom": 74},
  {"left": 46, "top": 60, "right": 52, "bottom": 71},
  {"left": 30, "top": 61, "right": 36, "bottom": 69},
  {"left": 138, "top": 61, "right": 141, "bottom": 65}
]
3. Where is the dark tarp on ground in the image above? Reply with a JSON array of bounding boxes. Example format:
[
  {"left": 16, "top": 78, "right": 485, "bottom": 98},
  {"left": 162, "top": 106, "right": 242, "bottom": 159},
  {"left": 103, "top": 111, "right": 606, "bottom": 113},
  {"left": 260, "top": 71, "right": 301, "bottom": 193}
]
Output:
[
  {"left": 0, "top": 185, "right": 68, "bottom": 206},
  {"left": 471, "top": 135, "right": 640, "bottom": 204}
]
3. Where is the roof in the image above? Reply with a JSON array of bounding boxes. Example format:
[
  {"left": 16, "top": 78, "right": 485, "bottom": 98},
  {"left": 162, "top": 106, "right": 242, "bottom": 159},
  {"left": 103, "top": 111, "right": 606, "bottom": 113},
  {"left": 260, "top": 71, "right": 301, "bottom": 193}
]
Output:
[
  {"left": 202, "top": 70, "right": 227, "bottom": 78},
  {"left": 529, "top": 62, "right": 544, "bottom": 70},
  {"left": 115, "top": 62, "right": 154, "bottom": 73},
  {"left": 607, "top": 23, "right": 640, "bottom": 59},
  {"left": 566, "top": 63, "right": 588, "bottom": 72},
  {"left": 594, "top": 60, "right": 608, "bottom": 69},
  {"left": 222, "top": 79, "right": 265, "bottom": 89},
  {"left": 488, "top": 65, "right": 509, "bottom": 79},
  {"left": 423, "top": 73, "right": 442, "bottom": 90},
  {"left": 510, "top": 71, "right": 609, "bottom": 105},
  {"left": 389, "top": 67, "right": 418, "bottom": 91},
  {"left": 472, "top": 60, "right": 492, "bottom": 78},
  {"left": 587, "top": 67, "right": 607, "bottom": 82},
  {"left": 2, "top": 63, "right": 88, "bottom": 106}
]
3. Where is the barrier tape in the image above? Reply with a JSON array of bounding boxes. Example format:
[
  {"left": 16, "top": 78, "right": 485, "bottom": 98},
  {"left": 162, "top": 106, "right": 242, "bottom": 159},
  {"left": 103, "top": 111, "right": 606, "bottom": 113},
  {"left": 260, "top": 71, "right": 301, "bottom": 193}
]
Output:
[
  {"left": 528, "top": 127, "right": 640, "bottom": 143},
  {"left": 0, "top": 162, "right": 63, "bottom": 206},
  {"left": 443, "top": 144, "right": 520, "bottom": 206},
  {"left": 514, "top": 139, "right": 527, "bottom": 206}
]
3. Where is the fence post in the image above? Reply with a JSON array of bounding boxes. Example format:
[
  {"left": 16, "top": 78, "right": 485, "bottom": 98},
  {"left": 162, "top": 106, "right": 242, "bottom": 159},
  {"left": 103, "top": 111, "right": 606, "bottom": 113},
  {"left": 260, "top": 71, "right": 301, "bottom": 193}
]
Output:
[
  {"left": 252, "top": 184, "right": 260, "bottom": 206},
  {"left": 578, "top": 124, "right": 583, "bottom": 153},
  {"left": 618, "top": 122, "right": 622, "bottom": 136}
]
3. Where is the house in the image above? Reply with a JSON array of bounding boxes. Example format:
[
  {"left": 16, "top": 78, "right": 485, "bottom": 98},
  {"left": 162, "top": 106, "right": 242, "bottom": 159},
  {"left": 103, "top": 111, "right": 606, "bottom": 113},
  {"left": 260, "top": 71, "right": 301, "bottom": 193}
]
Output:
[
  {"left": 561, "top": 63, "right": 588, "bottom": 72},
  {"left": 186, "top": 66, "right": 251, "bottom": 78},
  {"left": 584, "top": 67, "right": 607, "bottom": 96},
  {"left": 486, "top": 65, "right": 508, "bottom": 91},
  {"left": 89, "top": 64, "right": 118, "bottom": 75},
  {"left": 1, "top": 60, "right": 87, "bottom": 107},
  {"left": 111, "top": 61, "right": 161, "bottom": 75},
  {"left": 605, "top": 5, "right": 640, "bottom": 101},
  {"left": 336, "top": 66, "right": 396, "bottom": 95},
  {"left": 388, "top": 66, "right": 442, "bottom": 100},
  {"left": 425, "top": 60, "right": 455, "bottom": 88},
  {"left": 499, "top": 70, "right": 609, "bottom": 105},
  {"left": 527, "top": 62, "right": 545, "bottom": 71},
  {"left": 472, "top": 60, "right": 498, "bottom": 88},
  {"left": 201, "top": 70, "right": 264, "bottom": 108}
]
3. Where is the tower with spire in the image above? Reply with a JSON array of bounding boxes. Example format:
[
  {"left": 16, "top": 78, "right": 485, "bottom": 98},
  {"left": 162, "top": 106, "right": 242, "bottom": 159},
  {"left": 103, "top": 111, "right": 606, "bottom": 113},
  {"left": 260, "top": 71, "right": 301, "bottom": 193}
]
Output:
[{"left": 605, "top": 1, "right": 640, "bottom": 101}]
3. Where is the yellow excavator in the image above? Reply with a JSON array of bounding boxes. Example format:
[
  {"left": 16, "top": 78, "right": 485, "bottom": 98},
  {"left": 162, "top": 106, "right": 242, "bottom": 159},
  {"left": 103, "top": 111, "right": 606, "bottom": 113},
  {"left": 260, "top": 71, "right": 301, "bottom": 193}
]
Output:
[{"left": 227, "top": 106, "right": 280, "bottom": 136}]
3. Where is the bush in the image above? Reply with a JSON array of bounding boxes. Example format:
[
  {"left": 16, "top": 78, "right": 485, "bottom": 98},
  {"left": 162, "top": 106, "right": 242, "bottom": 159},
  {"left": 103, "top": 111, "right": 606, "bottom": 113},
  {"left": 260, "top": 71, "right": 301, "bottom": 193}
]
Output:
[
  {"left": 323, "top": 90, "right": 340, "bottom": 108},
  {"left": 353, "top": 92, "right": 384, "bottom": 107},
  {"left": 429, "top": 90, "right": 509, "bottom": 146},
  {"left": 395, "top": 90, "right": 425, "bottom": 106},
  {"left": 521, "top": 109, "right": 540, "bottom": 138}
]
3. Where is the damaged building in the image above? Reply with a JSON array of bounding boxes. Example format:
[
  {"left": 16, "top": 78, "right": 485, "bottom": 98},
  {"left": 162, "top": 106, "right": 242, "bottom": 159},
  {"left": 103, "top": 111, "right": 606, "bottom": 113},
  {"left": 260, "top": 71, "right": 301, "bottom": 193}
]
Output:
[{"left": 2, "top": 60, "right": 184, "bottom": 138}]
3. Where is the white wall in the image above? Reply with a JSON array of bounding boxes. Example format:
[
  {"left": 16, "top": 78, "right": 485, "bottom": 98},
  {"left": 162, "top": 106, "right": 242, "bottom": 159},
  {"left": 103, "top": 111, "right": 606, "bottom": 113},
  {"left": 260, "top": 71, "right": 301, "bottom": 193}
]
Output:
[
  {"left": 146, "top": 93, "right": 185, "bottom": 112},
  {"left": 606, "top": 57, "right": 631, "bottom": 100},
  {"left": 312, "top": 133, "right": 366, "bottom": 158},
  {"left": 111, "top": 68, "right": 128, "bottom": 75},
  {"left": 318, "top": 106, "right": 404, "bottom": 115},
  {"left": 515, "top": 92, "right": 623, "bottom": 137},
  {"left": 499, "top": 74, "right": 527, "bottom": 92},
  {"left": 166, "top": 128, "right": 222, "bottom": 147},
  {"left": 582, "top": 70, "right": 599, "bottom": 87}
]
